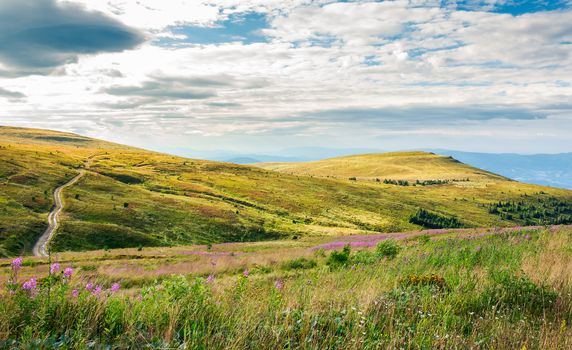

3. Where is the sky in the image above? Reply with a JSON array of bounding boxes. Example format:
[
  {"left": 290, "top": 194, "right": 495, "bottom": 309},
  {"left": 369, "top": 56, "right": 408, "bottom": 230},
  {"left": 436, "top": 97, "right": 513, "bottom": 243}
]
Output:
[{"left": 0, "top": 0, "right": 571, "bottom": 155}]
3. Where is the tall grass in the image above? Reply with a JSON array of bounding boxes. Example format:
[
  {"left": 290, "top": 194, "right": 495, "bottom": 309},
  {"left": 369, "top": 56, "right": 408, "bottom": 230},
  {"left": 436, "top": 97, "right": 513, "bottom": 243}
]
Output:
[{"left": 2, "top": 228, "right": 572, "bottom": 349}]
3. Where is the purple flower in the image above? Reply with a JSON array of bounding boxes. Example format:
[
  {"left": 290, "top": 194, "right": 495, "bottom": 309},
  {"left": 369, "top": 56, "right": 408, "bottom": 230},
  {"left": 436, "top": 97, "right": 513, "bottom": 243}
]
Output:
[
  {"left": 243, "top": 269, "right": 249, "bottom": 278},
  {"left": 63, "top": 267, "right": 73, "bottom": 278},
  {"left": 206, "top": 274, "right": 215, "bottom": 284},
  {"left": 475, "top": 246, "right": 482, "bottom": 252},
  {"left": 93, "top": 285, "right": 103, "bottom": 296},
  {"left": 524, "top": 235, "right": 531, "bottom": 240},
  {"left": 110, "top": 283, "right": 120, "bottom": 293},
  {"left": 274, "top": 279, "right": 284, "bottom": 291},
  {"left": 71, "top": 289, "right": 79, "bottom": 298},
  {"left": 85, "top": 282, "right": 94, "bottom": 291},
  {"left": 50, "top": 263, "right": 60, "bottom": 274},
  {"left": 22, "top": 277, "right": 37, "bottom": 290},
  {"left": 11, "top": 257, "right": 23, "bottom": 271}
]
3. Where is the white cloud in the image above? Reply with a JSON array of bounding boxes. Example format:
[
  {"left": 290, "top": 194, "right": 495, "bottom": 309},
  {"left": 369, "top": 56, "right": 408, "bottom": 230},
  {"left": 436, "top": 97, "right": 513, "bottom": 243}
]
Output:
[{"left": 0, "top": 1, "right": 571, "bottom": 153}]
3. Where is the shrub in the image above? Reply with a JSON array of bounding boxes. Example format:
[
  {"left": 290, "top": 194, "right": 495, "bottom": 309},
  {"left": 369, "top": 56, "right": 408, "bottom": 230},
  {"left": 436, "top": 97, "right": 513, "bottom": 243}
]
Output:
[
  {"left": 350, "top": 250, "right": 380, "bottom": 265},
  {"left": 399, "top": 273, "right": 448, "bottom": 290},
  {"left": 327, "top": 244, "right": 351, "bottom": 268},
  {"left": 282, "top": 257, "right": 317, "bottom": 271},
  {"left": 376, "top": 240, "right": 401, "bottom": 259}
]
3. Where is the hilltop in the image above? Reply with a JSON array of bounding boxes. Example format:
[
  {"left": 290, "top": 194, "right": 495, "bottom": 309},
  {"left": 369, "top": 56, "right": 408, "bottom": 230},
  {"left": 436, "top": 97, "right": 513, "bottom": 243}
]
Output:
[
  {"left": 1, "top": 126, "right": 571, "bottom": 257},
  {"left": 255, "top": 151, "right": 505, "bottom": 181}
]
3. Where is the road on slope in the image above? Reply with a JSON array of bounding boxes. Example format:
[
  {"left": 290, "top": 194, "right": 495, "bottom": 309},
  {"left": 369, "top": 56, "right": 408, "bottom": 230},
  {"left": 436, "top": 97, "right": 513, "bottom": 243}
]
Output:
[{"left": 32, "top": 171, "right": 85, "bottom": 257}]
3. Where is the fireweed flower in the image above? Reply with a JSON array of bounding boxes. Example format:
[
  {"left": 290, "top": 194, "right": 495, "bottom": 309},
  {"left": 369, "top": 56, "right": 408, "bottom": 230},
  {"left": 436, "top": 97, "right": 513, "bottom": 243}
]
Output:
[
  {"left": 110, "top": 283, "right": 120, "bottom": 293},
  {"left": 93, "top": 285, "right": 103, "bottom": 296},
  {"left": 22, "top": 278, "right": 37, "bottom": 291},
  {"left": 50, "top": 263, "right": 60, "bottom": 274},
  {"left": 71, "top": 289, "right": 79, "bottom": 298},
  {"left": 243, "top": 269, "right": 249, "bottom": 278},
  {"left": 85, "top": 282, "right": 94, "bottom": 291},
  {"left": 275, "top": 279, "right": 284, "bottom": 291},
  {"left": 206, "top": 274, "right": 215, "bottom": 284},
  {"left": 11, "top": 257, "right": 23, "bottom": 271},
  {"left": 63, "top": 267, "right": 73, "bottom": 278}
]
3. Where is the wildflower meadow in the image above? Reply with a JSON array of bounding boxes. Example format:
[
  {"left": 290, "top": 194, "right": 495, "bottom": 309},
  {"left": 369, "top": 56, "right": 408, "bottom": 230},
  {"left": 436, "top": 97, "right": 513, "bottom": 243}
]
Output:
[{"left": 2, "top": 226, "right": 572, "bottom": 349}]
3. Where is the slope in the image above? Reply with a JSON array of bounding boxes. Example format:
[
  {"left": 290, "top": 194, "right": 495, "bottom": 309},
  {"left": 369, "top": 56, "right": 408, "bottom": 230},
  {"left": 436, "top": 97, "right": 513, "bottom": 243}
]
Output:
[
  {"left": 255, "top": 151, "right": 506, "bottom": 181},
  {"left": 1, "top": 126, "right": 571, "bottom": 257}
]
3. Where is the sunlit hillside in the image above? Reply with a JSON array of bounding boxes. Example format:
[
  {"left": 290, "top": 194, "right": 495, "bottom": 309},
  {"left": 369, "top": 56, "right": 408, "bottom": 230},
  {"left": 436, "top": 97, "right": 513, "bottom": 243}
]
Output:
[
  {"left": 1, "top": 126, "right": 571, "bottom": 257},
  {"left": 255, "top": 152, "right": 505, "bottom": 181}
]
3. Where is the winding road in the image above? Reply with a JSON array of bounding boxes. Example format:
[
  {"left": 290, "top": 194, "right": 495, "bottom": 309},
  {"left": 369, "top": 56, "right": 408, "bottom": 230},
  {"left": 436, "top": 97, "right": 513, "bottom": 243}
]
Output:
[{"left": 32, "top": 171, "right": 85, "bottom": 257}]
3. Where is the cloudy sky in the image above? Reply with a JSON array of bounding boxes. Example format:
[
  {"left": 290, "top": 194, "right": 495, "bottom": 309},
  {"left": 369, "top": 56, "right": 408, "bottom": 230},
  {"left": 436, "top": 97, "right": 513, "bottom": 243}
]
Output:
[{"left": 1, "top": 0, "right": 571, "bottom": 155}]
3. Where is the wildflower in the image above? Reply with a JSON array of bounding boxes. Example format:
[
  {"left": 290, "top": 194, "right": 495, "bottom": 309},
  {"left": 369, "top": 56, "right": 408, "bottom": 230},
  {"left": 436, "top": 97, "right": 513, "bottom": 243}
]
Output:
[
  {"left": 93, "top": 285, "right": 103, "bottom": 296},
  {"left": 110, "top": 283, "right": 120, "bottom": 293},
  {"left": 50, "top": 263, "right": 60, "bottom": 274},
  {"left": 91, "top": 284, "right": 103, "bottom": 295},
  {"left": 206, "top": 274, "right": 215, "bottom": 284},
  {"left": 72, "top": 289, "right": 79, "bottom": 298},
  {"left": 524, "top": 235, "right": 531, "bottom": 240},
  {"left": 475, "top": 246, "right": 482, "bottom": 252},
  {"left": 85, "top": 282, "right": 94, "bottom": 291},
  {"left": 275, "top": 279, "right": 284, "bottom": 291},
  {"left": 22, "top": 277, "right": 37, "bottom": 290},
  {"left": 11, "top": 257, "right": 23, "bottom": 271},
  {"left": 63, "top": 267, "right": 73, "bottom": 278},
  {"left": 243, "top": 269, "right": 249, "bottom": 278}
]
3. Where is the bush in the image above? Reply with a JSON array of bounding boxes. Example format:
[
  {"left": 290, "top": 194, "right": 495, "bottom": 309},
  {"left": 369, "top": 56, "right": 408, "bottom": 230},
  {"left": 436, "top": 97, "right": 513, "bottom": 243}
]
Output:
[
  {"left": 282, "top": 257, "right": 317, "bottom": 271},
  {"left": 376, "top": 240, "right": 401, "bottom": 259},
  {"left": 399, "top": 273, "right": 448, "bottom": 290},
  {"left": 350, "top": 250, "right": 380, "bottom": 265},
  {"left": 327, "top": 245, "right": 351, "bottom": 268}
]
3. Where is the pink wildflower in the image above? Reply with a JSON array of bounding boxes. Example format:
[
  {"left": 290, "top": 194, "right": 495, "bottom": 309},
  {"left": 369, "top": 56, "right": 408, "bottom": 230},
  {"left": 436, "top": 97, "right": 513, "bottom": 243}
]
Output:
[
  {"left": 71, "top": 289, "right": 79, "bottom": 298},
  {"left": 110, "top": 283, "right": 120, "bottom": 293},
  {"left": 93, "top": 285, "right": 103, "bottom": 296},
  {"left": 11, "top": 257, "right": 23, "bottom": 271},
  {"left": 63, "top": 267, "right": 73, "bottom": 278},
  {"left": 206, "top": 274, "right": 215, "bottom": 284},
  {"left": 274, "top": 279, "right": 284, "bottom": 291},
  {"left": 22, "top": 277, "right": 37, "bottom": 290},
  {"left": 85, "top": 282, "right": 94, "bottom": 291},
  {"left": 50, "top": 263, "right": 60, "bottom": 274},
  {"left": 243, "top": 269, "right": 249, "bottom": 278}
]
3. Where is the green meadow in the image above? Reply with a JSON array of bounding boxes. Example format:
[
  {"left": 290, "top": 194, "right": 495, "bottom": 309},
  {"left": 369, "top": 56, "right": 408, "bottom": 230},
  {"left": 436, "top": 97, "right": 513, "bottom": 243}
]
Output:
[
  {"left": 2, "top": 226, "right": 572, "bottom": 349},
  {"left": 1, "top": 126, "right": 571, "bottom": 257},
  {"left": 2, "top": 127, "right": 572, "bottom": 349}
]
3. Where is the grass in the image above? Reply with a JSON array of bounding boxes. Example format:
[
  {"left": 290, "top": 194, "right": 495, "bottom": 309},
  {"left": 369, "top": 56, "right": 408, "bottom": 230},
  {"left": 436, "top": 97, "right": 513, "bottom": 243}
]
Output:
[
  {"left": 1, "top": 126, "right": 572, "bottom": 257},
  {"left": 1, "top": 226, "right": 572, "bottom": 348}
]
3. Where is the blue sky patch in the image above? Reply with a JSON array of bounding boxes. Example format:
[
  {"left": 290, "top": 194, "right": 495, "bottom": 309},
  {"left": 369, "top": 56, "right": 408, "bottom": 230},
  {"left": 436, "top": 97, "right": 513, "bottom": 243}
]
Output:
[
  {"left": 453, "top": 0, "right": 571, "bottom": 15},
  {"left": 160, "top": 12, "right": 269, "bottom": 46}
]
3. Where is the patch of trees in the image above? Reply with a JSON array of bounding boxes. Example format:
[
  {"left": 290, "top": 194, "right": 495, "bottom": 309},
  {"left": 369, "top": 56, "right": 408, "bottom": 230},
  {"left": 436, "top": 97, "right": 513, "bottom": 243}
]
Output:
[
  {"left": 379, "top": 178, "right": 470, "bottom": 186},
  {"left": 409, "top": 209, "right": 465, "bottom": 229},
  {"left": 381, "top": 179, "right": 410, "bottom": 186},
  {"left": 488, "top": 196, "right": 572, "bottom": 225}
]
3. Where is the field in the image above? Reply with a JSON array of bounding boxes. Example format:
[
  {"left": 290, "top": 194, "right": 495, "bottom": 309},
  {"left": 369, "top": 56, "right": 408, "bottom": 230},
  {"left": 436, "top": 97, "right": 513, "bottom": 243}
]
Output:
[
  {"left": 2, "top": 225, "right": 572, "bottom": 348},
  {"left": 2, "top": 126, "right": 572, "bottom": 257}
]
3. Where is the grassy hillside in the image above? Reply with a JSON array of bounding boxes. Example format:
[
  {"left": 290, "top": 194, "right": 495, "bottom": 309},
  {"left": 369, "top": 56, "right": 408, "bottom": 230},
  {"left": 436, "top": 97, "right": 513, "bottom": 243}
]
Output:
[
  {"left": 256, "top": 151, "right": 505, "bottom": 181},
  {"left": 1, "top": 126, "right": 572, "bottom": 257},
  {"left": 2, "top": 226, "right": 572, "bottom": 348}
]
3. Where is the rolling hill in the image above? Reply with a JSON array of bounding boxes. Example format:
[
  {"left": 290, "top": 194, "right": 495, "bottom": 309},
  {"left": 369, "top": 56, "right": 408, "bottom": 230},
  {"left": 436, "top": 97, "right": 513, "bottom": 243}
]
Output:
[
  {"left": 255, "top": 152, "right": 506, "bottom": 181},
  {"left": 1, "top": 126, "right": 571, "bottom": 257}
]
